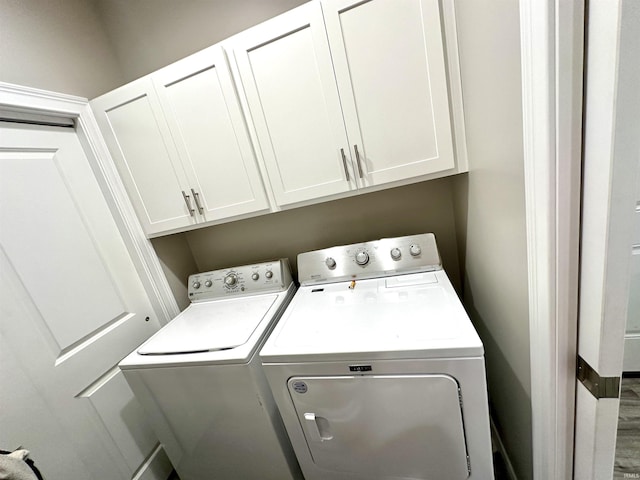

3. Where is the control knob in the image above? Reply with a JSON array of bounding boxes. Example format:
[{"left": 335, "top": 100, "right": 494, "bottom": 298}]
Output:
[
  {"left": 251, "top": 273, "right": 260, "bottom": 281},
  {"left": 409, "top": 244, "right": 422, "bottom": 257},
  {"left": 325, "top": 257, "right": 337, "bottom": 269},
  {"left": 224, "top": 274, "right": 238, "bottom": 287},
  {"left": 265, "top": 270, "right": 273, "bottom": 279},
  {"left": 192, "top": 281, "right": 201, "bottom": 289},
  {"left": 355, "top": 251, "right": 369, "bottom": 266},
  {"left": 204, "top": 280, "right": 212, "bottom": 288},
  {"left": 390, "top": 248, "right": 401, "bottom": 260}
]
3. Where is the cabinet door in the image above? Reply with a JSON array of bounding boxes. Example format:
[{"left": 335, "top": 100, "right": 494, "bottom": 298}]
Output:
[
  {"left": 229, "top": 2, "right": 356, "bottom": 207},
  {"left": 323, "top": 0, "right": 456, "bottom": 187},
  {"left": 153, "top": 46, "right": 270, "bottom": 222},
  {"left": 91, "top": 77, "right": 197, "bottom": 236}
]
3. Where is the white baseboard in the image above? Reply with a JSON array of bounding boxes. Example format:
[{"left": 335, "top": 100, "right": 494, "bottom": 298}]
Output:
[{"left": 491, "top": 417, "right": 518, "bottom": 480}]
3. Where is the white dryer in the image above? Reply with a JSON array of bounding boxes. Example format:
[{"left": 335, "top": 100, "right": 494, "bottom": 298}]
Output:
[
  {"left": 260, "top": 234, "right": 494, "bottom": 480},
  {"left": 119, "top": 259, "right": 302, "bottom": 480}
]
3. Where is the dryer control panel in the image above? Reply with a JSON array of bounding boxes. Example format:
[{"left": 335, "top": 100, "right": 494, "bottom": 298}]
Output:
[
  {"left": 188, "top": 259, "right": 293, "bottom": 302},
  {"left": 297, "top": 233, "right": 441, "bottom": 285}
]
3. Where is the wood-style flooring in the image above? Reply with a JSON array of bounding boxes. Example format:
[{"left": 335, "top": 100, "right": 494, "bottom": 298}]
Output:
[{"left": 614, "top": 376, "right": 640, "bottom": 479}]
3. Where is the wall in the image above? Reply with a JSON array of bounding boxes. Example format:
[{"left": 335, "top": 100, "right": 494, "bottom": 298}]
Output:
[
  {"left": 150, "top": 235, "right": 198, "bottom": 312},
  {"left": 92, "top": 0, "right": 309, "bottom": 85},
  {"left": 159, "top": 179, "right": 461, "bottom": 308},
  {"left": 453, "top": 1, "right": 532, "bottom": 478},
  {"left": 0, "top": 0, "right": 123, "bottom": 98}
]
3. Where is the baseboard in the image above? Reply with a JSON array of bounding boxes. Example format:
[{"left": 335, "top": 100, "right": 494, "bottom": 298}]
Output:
[
  {"left": 132, "top": 444, "right": 173, "bottom": 480},
  {"left": 491, "top": 417, "right": 518, "bottom": 480}
]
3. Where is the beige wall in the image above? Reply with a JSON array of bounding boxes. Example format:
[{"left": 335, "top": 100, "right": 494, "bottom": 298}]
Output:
[
  {"left": 150, "top": 234, "right": 198, "bottom": 312},
  {"left": 453, "top": 1, "right": 532, "bottom": 478},
  {"left": 167, "top": 178, "right": 461, "bottom": 307},
  {"left": 92, "top": 0, "right": 309, "bottom": 85},
  {"left": 0, "top": 0, "right": 123, "bottom": 98}
]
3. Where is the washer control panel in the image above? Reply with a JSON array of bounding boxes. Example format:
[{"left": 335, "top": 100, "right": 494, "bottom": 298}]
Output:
[
  {"left": 188, "top": 259, "right": 293, "bottom": 302},
  {"left": 297, "top": 233, "right": 441, "bottom": 285}
]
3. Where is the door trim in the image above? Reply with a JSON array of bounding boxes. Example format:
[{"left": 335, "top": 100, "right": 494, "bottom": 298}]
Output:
[
  {"left": 0, "top": 81, "right": 179, "bottom": 324},
  {"left": 519, "top": 1, "right": 584, "bottom": 479}
]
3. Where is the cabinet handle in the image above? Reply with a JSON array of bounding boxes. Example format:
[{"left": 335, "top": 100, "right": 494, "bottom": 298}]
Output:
[
  {"left": 191, "top": 188, "right": 204, "bottom": 215},
  {"left": 354, "top": 144, "right": 364, "bottom": 178},
  {"left": 340, "top": 148, "right": 350, "bottom": 181},
  {"left": 182, "top": 190, "right": 195, "bottom": 216}
]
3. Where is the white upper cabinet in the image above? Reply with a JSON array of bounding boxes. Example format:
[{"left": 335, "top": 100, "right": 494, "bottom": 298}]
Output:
[
  {"left": 91, "top": 46, "right": 268, "bottom": 236},
  {"left": 322, "top": 0, "right": 456, "bottom": 187},
  {"left": 228, "top": 2, "right": 357, "bottom": 207},
  {"left": 91, "top": 76, "right": 196, "bottom": 235},
  {"left": 92, "top": 0, "right": 465, "bottom": 232},
  {"left": 152, "top": 46, "right": 269, "bottom": 223}
]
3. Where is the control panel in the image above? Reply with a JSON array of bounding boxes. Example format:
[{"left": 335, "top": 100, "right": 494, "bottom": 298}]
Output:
[
  {"left": 297, "top": 233, "right": 441, "bottom": 285},
  {"left": 187, "top": 259, "right": 293, "bottom": 302}
]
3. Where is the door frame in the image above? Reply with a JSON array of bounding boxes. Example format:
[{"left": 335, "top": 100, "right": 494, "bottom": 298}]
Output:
[
  {"left": 0, "top": 81, "right": 179, "bottom": 324},
  {"left": 521, "top": 0, "right": 640, "bottom": 479},
  {"left": 519, "top": 0, "right": 584, "bottom": 479}
]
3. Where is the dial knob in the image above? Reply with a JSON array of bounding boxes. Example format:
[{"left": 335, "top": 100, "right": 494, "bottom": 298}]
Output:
[
  {"left": 325, "top": 257, "right": 337, "bottom": 269},
  {"left": 355, "top": 251, "right": 369, "bottom": 266},
  {"left": 251, "top": 273, "right": 260, "bottom": 281},
  {"left": 224, "top": 274, "right": 237, "bottom": 286},
  {"left": 390, "top": 248, "right": 401, "bottom": 260},
  {"left": 192, "top": 281, "right": 201, "bottom": 289},
  {"left": 265, "top": 270, "right": 273, "bottom": 279},
  {"left": 409, "top": 244, "right": 422, "bottom": 256},
  {"left": 204, "top": 280, "right": 213, "bottom": 287}
]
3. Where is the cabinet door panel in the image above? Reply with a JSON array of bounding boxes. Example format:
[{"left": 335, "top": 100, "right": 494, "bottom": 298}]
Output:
[
  {"left": 230, "top": 2, "right": 355, "bottom": 206},
  {"left": 324, "top": 0, "right": 455, "bottom": 187},
  {"left": 154, "top": 46, "right": 269, "bottom": 221},
  {"left": 91, "top": 77, "right": 195, "bottom": 235}
]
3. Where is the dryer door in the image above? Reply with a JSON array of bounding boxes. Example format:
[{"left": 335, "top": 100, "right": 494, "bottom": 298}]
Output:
[{"left": 287, "top": 374, "right": 470, "bottom": 479}]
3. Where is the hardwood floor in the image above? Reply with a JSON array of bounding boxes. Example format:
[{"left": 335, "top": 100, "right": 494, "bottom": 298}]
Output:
[{"left": 614, "top": 376, "right": 640, "bottom": 479}]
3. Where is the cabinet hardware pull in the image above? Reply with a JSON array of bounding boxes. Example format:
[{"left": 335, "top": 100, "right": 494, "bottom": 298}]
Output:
[
  {"left": 191, "top": 188, "right": 204, "bottom": 215},
  {"left": 354, "top": 144, "right": 364, "bottom": 178},
  {"left": 182, "top": 190, "right": 195, "bottom": 216},
  {"left": 340, "top": 148, "right": 350, "bottom": 181}
]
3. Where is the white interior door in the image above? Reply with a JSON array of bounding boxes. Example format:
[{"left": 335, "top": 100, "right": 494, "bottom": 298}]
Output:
[
  {"left": 623, "top": 179, "right": 640, "bottom": 371},
  {"left": 574, "top": 0, "right": 640, "bottom": 478},
  {"left": 0, "top": 122, "right": 171, "bottom": 480}
]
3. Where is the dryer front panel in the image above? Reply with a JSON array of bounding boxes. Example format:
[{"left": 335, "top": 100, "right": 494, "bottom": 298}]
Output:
[{"left": 287, "top": 374, "right": 470, "bottom": 479}]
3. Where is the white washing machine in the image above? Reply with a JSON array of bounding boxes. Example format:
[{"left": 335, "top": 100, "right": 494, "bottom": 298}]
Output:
[
  {"left": 119, "top": 259, "right": 302, "bottom": 480},
  {"left": 260, "top": 234, "right": 494, "bottom": 480}
]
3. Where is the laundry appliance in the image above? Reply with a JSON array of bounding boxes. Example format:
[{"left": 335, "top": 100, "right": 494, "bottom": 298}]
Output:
[
  {"left": 119, "top": 259, "right": 302, "bottom": 480},
  {"left": 260, "top": 234, "right": 494, "bottom": 480}
]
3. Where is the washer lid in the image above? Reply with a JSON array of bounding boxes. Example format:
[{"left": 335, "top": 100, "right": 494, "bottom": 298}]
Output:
[{"left": 138, "top": 294, "right": 278, "bottom": 355}]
